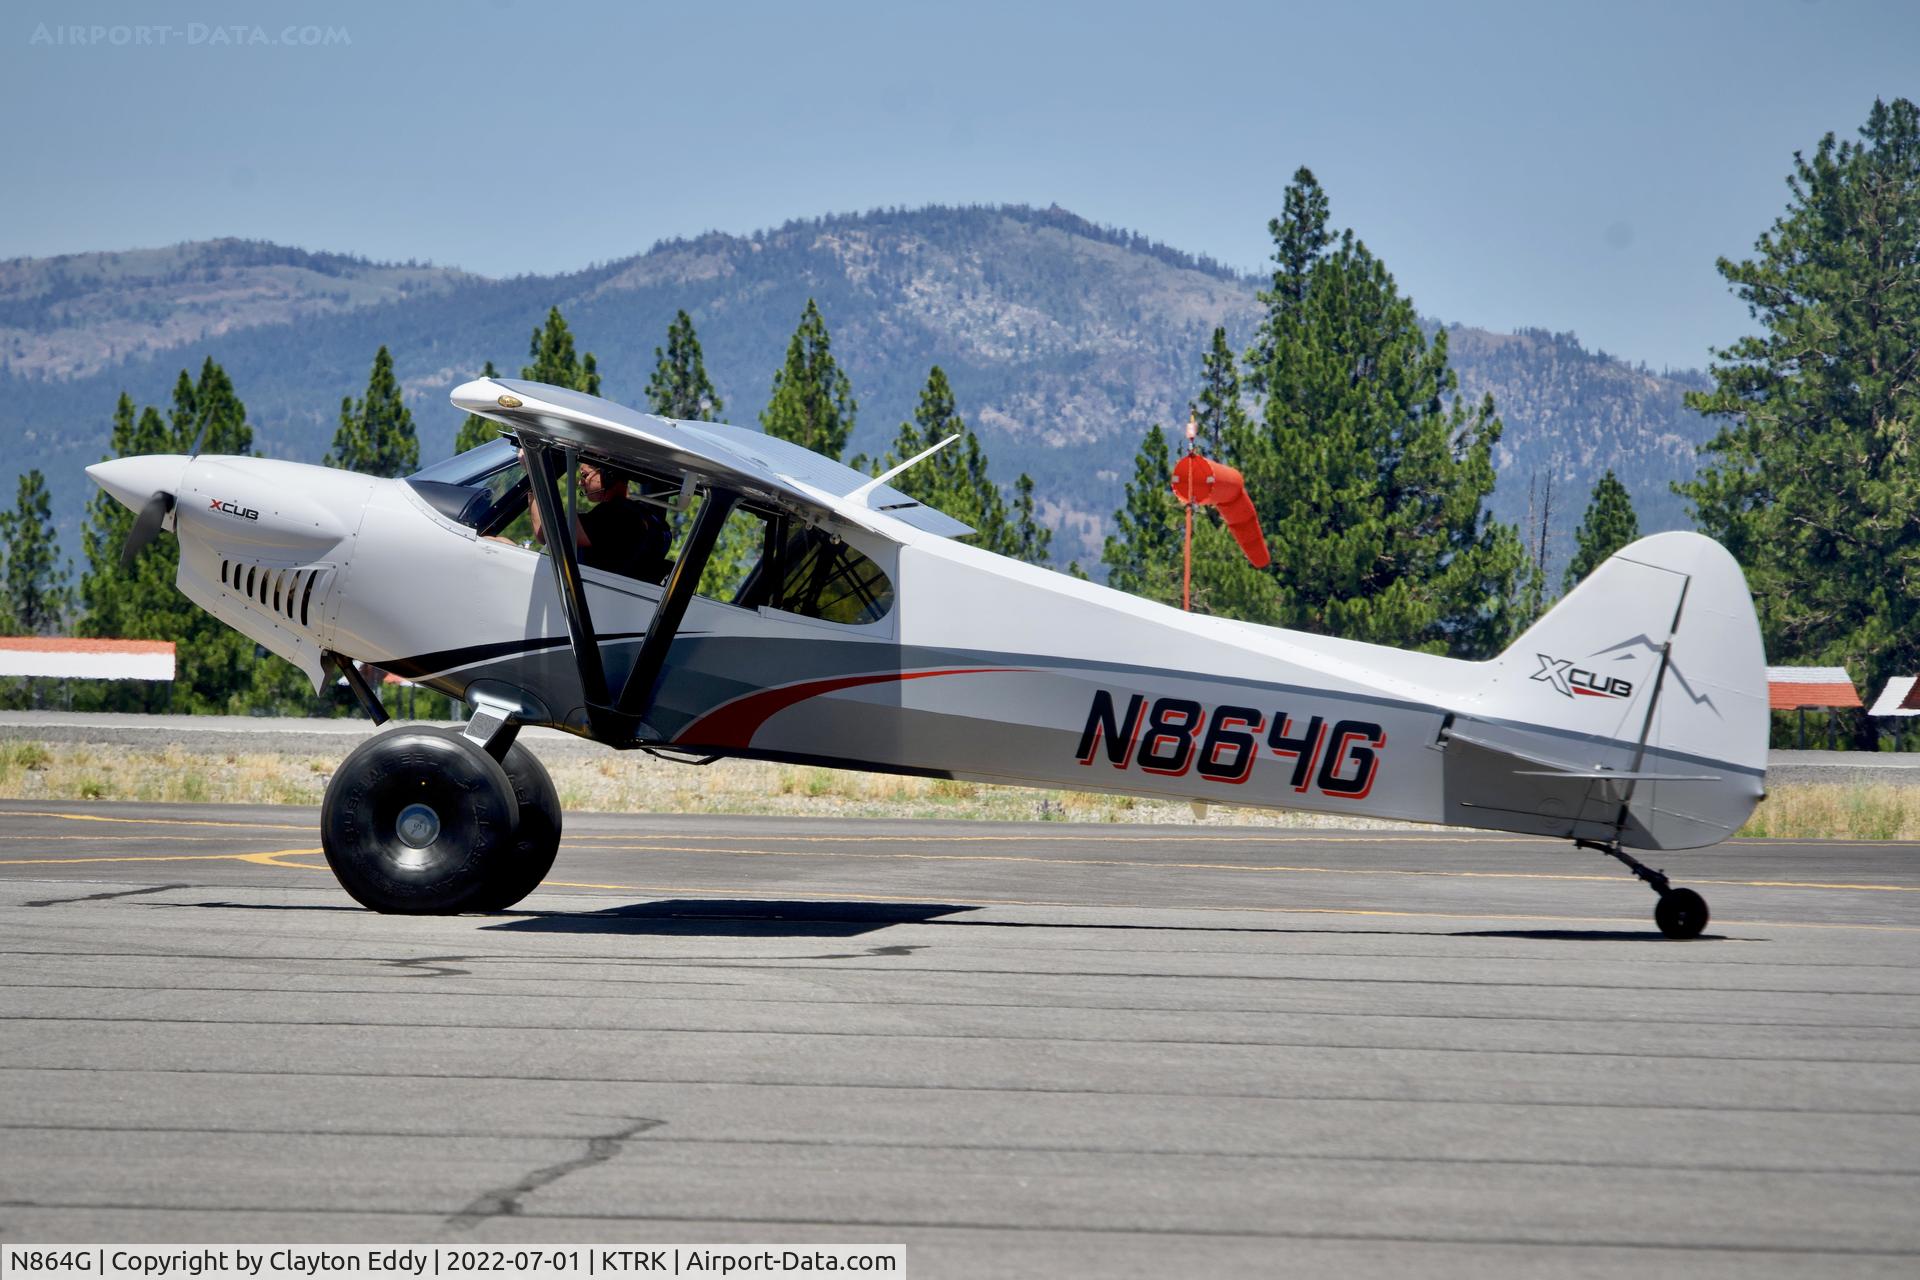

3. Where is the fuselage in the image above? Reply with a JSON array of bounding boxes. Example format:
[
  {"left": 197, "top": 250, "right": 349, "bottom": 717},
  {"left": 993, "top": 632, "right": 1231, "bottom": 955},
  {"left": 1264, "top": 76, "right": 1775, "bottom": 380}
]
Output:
[{"left": 87, "top": 449, "right": 1767, "bottom": 849}]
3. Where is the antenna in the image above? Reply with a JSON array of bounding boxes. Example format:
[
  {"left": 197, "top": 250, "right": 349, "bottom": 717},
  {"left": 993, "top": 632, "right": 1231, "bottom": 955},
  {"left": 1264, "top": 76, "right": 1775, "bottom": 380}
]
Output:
[{"left": 849, "top": 434, "right": 961, "bottom": 506}]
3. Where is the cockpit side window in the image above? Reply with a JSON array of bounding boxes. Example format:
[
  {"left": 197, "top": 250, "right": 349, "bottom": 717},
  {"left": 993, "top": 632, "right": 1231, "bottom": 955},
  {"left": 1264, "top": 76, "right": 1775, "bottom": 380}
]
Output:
[
  {"left": 698, "top": 512, "right": 893, "bottom": 625},
  {"left": 773, "top": 530, "right": 894, "bottom": 624}
]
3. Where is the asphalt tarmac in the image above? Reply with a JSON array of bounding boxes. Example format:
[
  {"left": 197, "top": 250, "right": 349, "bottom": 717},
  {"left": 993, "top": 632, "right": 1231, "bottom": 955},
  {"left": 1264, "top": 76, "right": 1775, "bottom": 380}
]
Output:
[{"left": 1, "top": 801, "right": 1916, "bottom": 1277}]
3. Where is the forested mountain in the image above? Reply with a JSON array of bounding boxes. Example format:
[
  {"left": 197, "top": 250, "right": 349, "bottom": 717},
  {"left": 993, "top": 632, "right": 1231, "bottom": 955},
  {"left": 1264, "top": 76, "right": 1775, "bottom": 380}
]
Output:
[
  {"left": 0, "top": 206, "right": 1716, "bottom": 574},
  {"left": 0, "top": 239, "right": 472, "bottom": 379}
]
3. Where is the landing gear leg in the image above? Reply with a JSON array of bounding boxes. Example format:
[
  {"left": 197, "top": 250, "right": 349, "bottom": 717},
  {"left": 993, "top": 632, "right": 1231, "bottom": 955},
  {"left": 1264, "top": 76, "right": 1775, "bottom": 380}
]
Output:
[
  {"left": 1576, "top": 839, "right": 1709, "bottom": 939},
  {"left": 457, "top": 694, "right": 563, "bottom": 913}
]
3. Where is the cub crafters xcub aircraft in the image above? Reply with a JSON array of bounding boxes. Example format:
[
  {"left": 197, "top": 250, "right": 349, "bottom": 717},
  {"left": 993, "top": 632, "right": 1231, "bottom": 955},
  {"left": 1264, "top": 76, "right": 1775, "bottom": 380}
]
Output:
[{"left": 87, "top": 376, "right": 1768, "bottom": 936}]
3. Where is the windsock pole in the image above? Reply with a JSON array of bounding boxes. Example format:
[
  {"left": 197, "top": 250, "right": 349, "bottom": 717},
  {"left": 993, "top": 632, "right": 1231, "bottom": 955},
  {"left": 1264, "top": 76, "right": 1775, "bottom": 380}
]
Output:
[{"left": 1182, "top": 414, "right": 1197, "bottom": 611}]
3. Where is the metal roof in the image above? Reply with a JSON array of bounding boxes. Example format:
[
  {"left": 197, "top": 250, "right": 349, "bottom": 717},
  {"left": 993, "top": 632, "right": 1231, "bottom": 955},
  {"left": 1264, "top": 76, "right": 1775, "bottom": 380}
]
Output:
[
  {"left": 1765, "top": 665, "right": 1861, "bottom": 709},
  {"left": 0, "top": 637, "right": 175, "bottom": 681},
  {"left": 1868, "top": 676, "right": 1920, "bottom": 717}
]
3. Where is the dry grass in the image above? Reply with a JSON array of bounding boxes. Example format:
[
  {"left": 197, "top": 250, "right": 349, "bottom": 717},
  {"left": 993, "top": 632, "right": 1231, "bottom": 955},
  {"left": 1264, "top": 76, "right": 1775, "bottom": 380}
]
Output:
[
  {"left": 1, "top": 739, "right": 1907, "bottom": 838},
  {"left": 0, "top": 739, "right": 1406, "bottom": 827},
  {"left": 1737, "top": 783, "right": 1920, "bottom": 841},
  {"left": 0, "top": 740, "right": 328, "bottom": 806}
]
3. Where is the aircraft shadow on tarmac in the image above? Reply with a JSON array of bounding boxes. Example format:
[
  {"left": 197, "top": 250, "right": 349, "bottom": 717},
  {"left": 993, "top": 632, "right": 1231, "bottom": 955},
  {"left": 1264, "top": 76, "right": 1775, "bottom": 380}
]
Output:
[
  {"left": 483, "top": 903, "right": 1733, "bottom": 944},
  {"left": 162, "top": 900, "right": 1731, "bottom": 943},
  {"left": 481, "top": 898, "right": 980, "bottom": 939},
  {"left": 1449, "top": 928, "right": 1732, "bottom": 942}
]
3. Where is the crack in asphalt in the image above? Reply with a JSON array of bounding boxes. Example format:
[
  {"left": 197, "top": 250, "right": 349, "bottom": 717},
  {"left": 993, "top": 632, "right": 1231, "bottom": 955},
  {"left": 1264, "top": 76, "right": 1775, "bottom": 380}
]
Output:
[
  {"left": 381, "top": 955, "right": 476, "bottom": 979},
  {"left": 24, "top": 883, "right": 188, "bottom": 908},
  {"left": 445, "top": 1117, "right": 666, "bottom": 1231}
]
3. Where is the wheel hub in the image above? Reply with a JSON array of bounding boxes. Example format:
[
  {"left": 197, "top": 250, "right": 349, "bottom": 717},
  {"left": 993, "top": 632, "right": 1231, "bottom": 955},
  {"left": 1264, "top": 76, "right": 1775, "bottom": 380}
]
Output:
[{"left": 395, "top": 802, "right": 442, "bottom": 852}]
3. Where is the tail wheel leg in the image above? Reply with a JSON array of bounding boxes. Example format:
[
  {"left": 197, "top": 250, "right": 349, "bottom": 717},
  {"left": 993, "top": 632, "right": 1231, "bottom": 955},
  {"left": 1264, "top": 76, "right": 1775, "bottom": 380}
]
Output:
[{"left": 1576, "top": 839, "right": 1710, "bottom": 940}]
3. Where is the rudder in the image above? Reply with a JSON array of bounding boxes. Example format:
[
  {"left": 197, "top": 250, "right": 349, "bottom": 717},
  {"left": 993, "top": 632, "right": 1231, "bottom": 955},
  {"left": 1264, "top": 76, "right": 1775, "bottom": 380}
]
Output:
[{"left": 1445, "top": 532, "right": 1767, "bottom": 849}]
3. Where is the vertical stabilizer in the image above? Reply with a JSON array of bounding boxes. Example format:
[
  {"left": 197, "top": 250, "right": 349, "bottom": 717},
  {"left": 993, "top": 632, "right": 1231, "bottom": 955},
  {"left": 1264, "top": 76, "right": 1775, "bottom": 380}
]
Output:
[{"left": 1446, "top": 532, "right": 1768, "bottom": 849}]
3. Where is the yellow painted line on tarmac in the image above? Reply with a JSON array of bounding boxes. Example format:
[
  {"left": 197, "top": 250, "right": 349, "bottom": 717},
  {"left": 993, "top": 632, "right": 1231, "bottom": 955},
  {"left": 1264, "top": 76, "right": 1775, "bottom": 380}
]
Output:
[
  {"left": 564, "top": 831, "right": 1541, "bottom": 845},
  {"left": 237, "top": 849, "right": 330, "bottom": 869},
  {"left": 0, "top": 833, "right": 256, "bottom": 843},
  {"left": 11, "top": 840, "right": 1901, "bottom": 934},
  {"left": 1, "top": 810, "right": 311, "bottom": 832},
  {"left": 0, "top": 848, "right": 322, "bottom": 867},
  {"left": 1693, "top": 877, "right": 1920, "bottom": 892},
  {"left": 560, "top": 840, "right": 1920, "bottom": 894}
]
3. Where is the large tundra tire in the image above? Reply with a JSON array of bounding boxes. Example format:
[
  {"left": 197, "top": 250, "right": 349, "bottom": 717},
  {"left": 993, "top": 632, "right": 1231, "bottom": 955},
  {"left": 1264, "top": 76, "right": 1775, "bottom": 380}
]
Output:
[{"left": 321, "top": 727, "right": 519, "bottom": 914}]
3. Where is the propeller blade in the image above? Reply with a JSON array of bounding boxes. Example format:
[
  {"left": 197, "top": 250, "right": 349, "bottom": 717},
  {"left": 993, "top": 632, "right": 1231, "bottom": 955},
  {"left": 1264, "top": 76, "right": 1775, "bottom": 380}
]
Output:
[{"left": 121, "top": 491, "right": 175, "bottom": 570}]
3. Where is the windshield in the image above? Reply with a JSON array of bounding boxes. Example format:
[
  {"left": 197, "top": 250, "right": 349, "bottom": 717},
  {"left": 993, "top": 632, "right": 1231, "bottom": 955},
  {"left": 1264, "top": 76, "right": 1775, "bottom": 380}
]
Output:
[
  {"left": 408, "top": 437, "right": 517, "bottom": 487},
  {"left": 404, "top": 439, "right": 529, "bottom": 537}
]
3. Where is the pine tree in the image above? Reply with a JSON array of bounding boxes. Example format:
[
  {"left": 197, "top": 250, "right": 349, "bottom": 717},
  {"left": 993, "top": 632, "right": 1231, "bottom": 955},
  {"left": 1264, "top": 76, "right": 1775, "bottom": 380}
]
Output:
[
  {"left": 874, "top": 367, "right": 1052, "bottom": 565},
  {"left": 1680, "top": 97, "right": 1920, "bottom": 747},
  {"left": 1102, "top": 424, "right": 1182, "bottom": 605},
  {"left": 327, "top": 346, "right": 420, "bottom": 476},
  {"left": 1564, "top": 470, "right": 1639, "bottom": 591},
  {"left": 172, "top": 356, "right": 252, "bottom": 456},
  {"left": 451, "top": 309, "right": 599, "bottom": 456},
  {"left": 1009, "top": 473, "right": 1053, "bottom": 567},
  {"left": 1236, "top": 195, "right": 1525, "bottom": 656},
  {"left": 524, "top": 307, "right": 600, "bottom": 394},
  {"left": 762, "top": 299, "right": 856, "bottom": 460},
  {"left": 1192, "top": 326, "right": 1248, "bottom": 459},
  {"left": 1245, "top": 167, "right": 1332, "bottom": 393},
  {"left": 884, "top": 367, "right": 1006, "bottom": 543},
  {"left": 454, "top": 360, "right": 502, "bottom": 454},
  {"left": 646, "top": 310, "right": 724, "bottom": 420},
  {"left": 0, "top": 470, "right": 72, "bottom": 634}
]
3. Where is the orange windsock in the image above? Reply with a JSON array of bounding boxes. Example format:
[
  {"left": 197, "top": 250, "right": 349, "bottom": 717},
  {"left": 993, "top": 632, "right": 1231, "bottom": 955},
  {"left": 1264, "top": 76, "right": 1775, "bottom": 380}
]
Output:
[{"left": 1171, "top": 454, "right": 1271, "bottom": 568}]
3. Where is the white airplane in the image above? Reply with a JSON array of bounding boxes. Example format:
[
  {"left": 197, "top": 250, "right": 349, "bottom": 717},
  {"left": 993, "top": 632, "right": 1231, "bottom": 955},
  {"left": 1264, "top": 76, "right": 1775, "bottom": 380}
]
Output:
[{"left": 87, "top": 377, "right": 1768, "bottom": 936}]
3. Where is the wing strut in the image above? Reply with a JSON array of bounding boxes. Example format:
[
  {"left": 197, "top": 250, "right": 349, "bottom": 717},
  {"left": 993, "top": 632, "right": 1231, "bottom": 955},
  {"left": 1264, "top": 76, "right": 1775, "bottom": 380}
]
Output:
[
  {"left": 616, "top": 488, "right": 738, "bottom": 724},
  {"left": 523, "top": 441, "right": 611, "bottom": 713},
  {"left": 524, "top": 439, "right": 741, "bottom": 744}
]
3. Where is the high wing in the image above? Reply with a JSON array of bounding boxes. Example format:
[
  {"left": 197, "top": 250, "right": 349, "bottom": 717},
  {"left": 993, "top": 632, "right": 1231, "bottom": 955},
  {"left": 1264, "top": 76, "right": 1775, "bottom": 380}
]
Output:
[{"left": 450, "top": 377, "right": 974, "bottom": 540}]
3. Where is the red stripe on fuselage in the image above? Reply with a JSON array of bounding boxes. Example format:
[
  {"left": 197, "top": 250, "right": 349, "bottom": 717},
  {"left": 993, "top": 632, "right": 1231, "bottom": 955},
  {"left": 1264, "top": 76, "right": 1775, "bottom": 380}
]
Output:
[{"left": 673, "top": 667, "right": 1022, "bottom": 749}]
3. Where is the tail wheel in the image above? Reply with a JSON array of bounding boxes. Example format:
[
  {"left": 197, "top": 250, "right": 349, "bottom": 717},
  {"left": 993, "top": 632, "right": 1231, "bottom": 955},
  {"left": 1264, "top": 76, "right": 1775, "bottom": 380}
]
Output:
[
  {"left": 466, "top": 740, "right": 563, "bottom": 913},
  {"left": 321, "top": 728, "right": 519, "bottom": 914},
  {"left": 1654, "top": 887, "right": 1710, "bottom": 940}
]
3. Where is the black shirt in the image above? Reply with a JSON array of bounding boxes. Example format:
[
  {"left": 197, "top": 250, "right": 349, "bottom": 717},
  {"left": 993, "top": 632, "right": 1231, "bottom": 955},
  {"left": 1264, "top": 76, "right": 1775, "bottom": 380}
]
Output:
[{"left": 577, "top": 498, "right": 671, "bottom": 582}]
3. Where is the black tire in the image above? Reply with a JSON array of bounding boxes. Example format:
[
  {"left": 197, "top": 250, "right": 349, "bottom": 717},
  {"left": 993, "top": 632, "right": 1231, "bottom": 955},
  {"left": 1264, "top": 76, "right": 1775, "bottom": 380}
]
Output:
[
  {"left": 466, "top": 739, "right": 563, "bottom": 913},
  {"left": 321, "top": 728, "right": 519, "bottom": 914},
  {"left": 1654, "top": 887, "right": 1710, "bottom": 939}
]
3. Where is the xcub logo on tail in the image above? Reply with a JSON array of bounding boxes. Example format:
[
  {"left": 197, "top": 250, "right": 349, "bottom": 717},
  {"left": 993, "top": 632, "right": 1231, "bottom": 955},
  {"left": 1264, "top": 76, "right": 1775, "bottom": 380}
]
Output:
[{"left": 1532, "top": 653, "right": 1634, "bottom": 700}]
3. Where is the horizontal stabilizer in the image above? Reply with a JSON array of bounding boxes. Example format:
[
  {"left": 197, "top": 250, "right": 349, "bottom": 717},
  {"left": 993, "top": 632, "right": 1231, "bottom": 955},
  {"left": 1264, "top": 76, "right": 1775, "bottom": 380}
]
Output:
[
  {"left": 1513, "top": 769, "right": 1720, "bottom": 782},
  {"left": 1444, "top": 724, "right": 1719, "bottom": 785}
]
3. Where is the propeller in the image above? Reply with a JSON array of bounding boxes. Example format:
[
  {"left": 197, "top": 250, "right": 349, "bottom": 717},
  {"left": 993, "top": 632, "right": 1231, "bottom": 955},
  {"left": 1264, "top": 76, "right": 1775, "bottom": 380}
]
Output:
[
  {"left": 114, "top": 394, "right": 216, "bottom": 569},
  {"left": 121, "top": 491, "right": 175, "bottom": 570}
]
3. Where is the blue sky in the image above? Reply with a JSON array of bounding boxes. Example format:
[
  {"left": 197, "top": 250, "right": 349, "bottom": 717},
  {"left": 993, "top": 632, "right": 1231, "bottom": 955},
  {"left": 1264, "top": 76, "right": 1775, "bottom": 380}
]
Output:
[{"left": 4, "top": 0, "right": 1915, "bottom": 370}]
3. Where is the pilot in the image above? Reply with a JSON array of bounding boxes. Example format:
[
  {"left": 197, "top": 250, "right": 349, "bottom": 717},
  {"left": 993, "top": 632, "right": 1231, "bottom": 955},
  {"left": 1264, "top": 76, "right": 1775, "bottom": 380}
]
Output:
[{"left": 525, "top": 457, "right": 672, "bottom": 582}]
